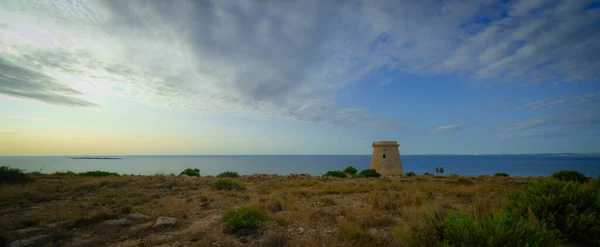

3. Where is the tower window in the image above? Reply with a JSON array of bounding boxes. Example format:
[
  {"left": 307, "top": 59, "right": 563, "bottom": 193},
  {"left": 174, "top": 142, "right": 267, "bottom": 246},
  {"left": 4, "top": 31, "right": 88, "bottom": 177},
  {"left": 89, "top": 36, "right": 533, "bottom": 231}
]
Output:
[{"left": 383, "top": 154, "right": 386, "bottom": 159}]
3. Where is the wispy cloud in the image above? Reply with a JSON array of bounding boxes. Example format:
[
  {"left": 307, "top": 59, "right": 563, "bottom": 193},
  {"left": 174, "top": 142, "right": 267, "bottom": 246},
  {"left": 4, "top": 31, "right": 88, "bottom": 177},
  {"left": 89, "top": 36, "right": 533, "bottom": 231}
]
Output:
[
  {"left": 380, "top": 79, "right": 393, "bottom": 86},
  {"left": 502, "top": 110, "right": 600, "bottom": 132},
  {"left": 517, "top": 93, "right": 600, "bottom": 110},
  {"left": 501, "top": 132, "right": 569, "bottom": 140},
  {"left": 0, "top": 0, "right": 598, "bottom": 127},
  {"left": 0, "top": 115, "right": 50, "bottom": 121},
  {"left": 430, "top": 124, "right": 463, "bottom": 133}
]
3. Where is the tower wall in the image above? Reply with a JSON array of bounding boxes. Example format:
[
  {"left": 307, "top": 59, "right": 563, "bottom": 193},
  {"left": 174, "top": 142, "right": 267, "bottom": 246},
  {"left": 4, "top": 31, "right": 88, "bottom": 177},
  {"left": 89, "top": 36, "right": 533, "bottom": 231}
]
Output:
[{"left": 370, "top": 141, "right": 403, "bottom": 176}]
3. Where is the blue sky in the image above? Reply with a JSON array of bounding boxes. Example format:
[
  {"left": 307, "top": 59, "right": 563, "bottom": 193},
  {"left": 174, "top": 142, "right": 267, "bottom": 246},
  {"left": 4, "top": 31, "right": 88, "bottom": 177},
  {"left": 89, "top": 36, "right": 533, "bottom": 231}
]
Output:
[{"left": 0, "top": 0, "right": 599, "bottom": 155}]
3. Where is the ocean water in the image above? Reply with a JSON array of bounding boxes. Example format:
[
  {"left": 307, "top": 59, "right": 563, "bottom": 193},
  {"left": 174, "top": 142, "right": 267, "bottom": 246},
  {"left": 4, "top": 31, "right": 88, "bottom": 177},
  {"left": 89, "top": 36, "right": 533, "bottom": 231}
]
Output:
[{"left": 1, "top": 155, "right": 599, "bottom": 177}]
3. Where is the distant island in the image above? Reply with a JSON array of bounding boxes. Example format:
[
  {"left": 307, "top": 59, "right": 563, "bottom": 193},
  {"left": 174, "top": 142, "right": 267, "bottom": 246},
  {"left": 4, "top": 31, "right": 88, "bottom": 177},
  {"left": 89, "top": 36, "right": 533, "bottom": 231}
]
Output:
[{"left": 70, "top": 157, "right": 123, "bottom": 160}]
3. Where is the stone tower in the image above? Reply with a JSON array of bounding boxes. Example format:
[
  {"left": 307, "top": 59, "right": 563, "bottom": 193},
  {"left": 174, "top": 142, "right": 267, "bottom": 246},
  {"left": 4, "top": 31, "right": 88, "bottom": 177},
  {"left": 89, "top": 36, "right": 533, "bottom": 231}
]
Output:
[{"left": 370, "top": 141, "right": 403, "bottom": 176}]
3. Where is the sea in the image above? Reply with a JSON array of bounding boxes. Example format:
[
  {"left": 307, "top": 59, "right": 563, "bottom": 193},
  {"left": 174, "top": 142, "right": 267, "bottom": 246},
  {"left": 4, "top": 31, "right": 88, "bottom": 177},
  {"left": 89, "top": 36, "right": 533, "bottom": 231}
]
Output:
[{"left": 1, "top": 155, "right": 600, "bottom": 177}]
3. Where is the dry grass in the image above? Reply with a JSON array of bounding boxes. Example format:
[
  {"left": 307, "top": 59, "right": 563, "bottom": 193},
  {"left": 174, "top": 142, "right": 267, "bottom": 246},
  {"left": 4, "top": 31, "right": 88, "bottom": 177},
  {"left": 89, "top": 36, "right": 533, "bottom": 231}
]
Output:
[{"left": 0, "top": 173, "right": 534, "bottom": 246}]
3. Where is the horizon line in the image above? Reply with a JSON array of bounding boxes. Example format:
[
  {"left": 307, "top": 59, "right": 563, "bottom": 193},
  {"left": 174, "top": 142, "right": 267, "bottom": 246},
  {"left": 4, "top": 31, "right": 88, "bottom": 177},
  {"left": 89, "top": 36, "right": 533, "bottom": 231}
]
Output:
[{"left": 2, "top": 152, "right": 600, "bottom": 157}]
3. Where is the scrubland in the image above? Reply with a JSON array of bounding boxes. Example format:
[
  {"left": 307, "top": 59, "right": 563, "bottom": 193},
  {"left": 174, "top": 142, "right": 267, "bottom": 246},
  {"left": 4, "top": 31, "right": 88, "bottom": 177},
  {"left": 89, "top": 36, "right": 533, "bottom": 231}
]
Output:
[{"left": 0, "top": 168, "right": 598, "bottom": 247}]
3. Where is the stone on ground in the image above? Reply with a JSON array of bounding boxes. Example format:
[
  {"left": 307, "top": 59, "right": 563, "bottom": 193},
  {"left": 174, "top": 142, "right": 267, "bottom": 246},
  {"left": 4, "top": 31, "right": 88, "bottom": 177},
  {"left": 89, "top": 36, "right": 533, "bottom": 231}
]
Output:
[{"left": 153, "top": 217, "right": 177, "bottom": 228}]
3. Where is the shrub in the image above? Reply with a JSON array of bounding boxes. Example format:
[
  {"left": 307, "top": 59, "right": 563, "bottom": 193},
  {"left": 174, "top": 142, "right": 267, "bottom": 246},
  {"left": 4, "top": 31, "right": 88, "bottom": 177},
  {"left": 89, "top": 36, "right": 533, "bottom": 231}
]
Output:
[
  {"left": 180, "top": 168, "right": 200, "bottom": 177},
  {"left": 358, "top": 169, "right": 381, "bottom": 178},
  {"left": 454, "top": 177, "right": 475, "bottom": 186},
  {"left": 0, "top": 166, "right": 32, "bottom": 184},
  {"left": 424, "top": 172, "right": 432, "bottom": 176},
  {"left": 222, "top": 207, "right": 266, "bottom": 235},
  {"left": 217, "top": 171, "right": 240, "bottom": 178},
  {"left": 405, "top": 172, "right": 416, "bottom": 177},
  {"left": 78, "top": 171, "right": 119, "bottom": 177},
  {"left": 551, "top": 170, "right": 589, "bottom": 183},
  {"left": 212, "top": 179, "right": 243, "bottom": 190},
  {"left": 443, "top": 211, "right": 559, "bottom": 247},
  {"left": 323, "top": 170, "right": 346, "bottom": 178},
  {"left": 494, "top": 172, "right": 509, "bottom": 177},
  {"left": 343, "top": 166, "right": 358, "bottom": 175},
  {"left": 407, "top": 210, "right": 559, "bottom": 247},
  {"left": 54, "top": 171, "right": 76, "bottom": 176},
  {"left": 506, "top": 178, "right": 600, "bottom": 244}
]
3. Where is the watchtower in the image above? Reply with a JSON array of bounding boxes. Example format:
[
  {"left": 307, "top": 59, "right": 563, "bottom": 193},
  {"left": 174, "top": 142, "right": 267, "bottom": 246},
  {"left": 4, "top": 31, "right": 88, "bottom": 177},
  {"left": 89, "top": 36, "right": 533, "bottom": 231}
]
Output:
[{"left": 370, "top": 141, "right": 403, "bottom": 176}]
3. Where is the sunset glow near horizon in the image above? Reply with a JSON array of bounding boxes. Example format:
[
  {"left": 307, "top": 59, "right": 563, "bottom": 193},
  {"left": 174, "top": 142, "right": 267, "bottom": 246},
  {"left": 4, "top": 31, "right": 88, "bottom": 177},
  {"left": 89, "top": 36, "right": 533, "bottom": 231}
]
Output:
[{"left": 1, "top": 0, "right": 599, "bottom": 156}]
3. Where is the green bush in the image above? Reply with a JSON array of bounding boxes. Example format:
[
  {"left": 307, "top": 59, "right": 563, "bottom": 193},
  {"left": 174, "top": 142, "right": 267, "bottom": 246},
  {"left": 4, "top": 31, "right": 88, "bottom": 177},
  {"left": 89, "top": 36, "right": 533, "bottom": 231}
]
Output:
[
  {"left": 494, "top": 172, "right": 510, "bottom": 177},
  {"left": 0, "top": 166, "right": 32, "bottom": 184},
  {"left": 423, "top": 172, "right": 432, "bottom": 176},
  {"left": 551, "top": 170, "right": 589, "bottom": 183},
  {"left": 343, "top": 166, "right": 358, "bottom": 175},
  {"left": 180, "top": 168, "right": 200, "bottom": 177},
  {"left": 217, "top": 171, "right": 240, "bottom": 178},
  {"left": 358, "top": 169, "right": 381, "bottom": 178},
  {"left": 506, "top": 178, "right": 600, "bottom": 244},
  {"left": 222, "top": 207, "right": 266, "bottom": 235},
  {"left": 405, "top": 172, "right": 416, "bottom": 177},
  {"left": 212, "top": 179, "right": 243, "bottom": 190},
  {"left": 407, "top": 210, "right": 559, "bottom": 247},
  {"left": 323, "top": 170, "right": 347, "bottom": 178},
  {"left": 443, "top": 211, "right": 559, "bottom": 247},
  {"left": 78, "top": 171, "right": 119, "bottom": 177},
  {"left": 54, "top": 171, "right": 76, "bottom": 176}
]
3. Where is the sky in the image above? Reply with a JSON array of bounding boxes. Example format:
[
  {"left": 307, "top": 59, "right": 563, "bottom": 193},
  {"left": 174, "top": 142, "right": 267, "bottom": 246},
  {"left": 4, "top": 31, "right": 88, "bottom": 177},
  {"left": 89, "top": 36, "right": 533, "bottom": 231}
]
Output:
[{"left": 0, "top": 0, "right": 599, "bottom": 156}]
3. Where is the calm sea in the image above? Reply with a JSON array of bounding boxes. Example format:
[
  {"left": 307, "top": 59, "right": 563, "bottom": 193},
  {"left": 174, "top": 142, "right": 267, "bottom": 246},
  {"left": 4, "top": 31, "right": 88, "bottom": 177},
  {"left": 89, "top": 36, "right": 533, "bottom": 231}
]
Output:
[{"left": 1, "top": 155, "right": 599, "bottom": 177}]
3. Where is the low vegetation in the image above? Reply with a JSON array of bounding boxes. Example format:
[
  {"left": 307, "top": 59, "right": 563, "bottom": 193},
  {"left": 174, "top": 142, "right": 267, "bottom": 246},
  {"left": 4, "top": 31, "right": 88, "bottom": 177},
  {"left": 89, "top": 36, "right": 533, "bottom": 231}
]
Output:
[
  {"left": 405, "top": 172, "right": 416, "bottom": 177},
  {"left": 1, "top": 169, "right": 598, "bottom": 246},
  {"left": 551, "top": 170, "right": 589, "bottom": 183},
  {"left": 212, "top": 178, "right": 243, "bottom": 190},
  {"left": 222, "top": 207, "right": 266, "bottom": 235},
  {"left": 217, "top": 171, "right": 240, "bottom": 178},
  {"left": 494, "top": 172, "right": 509, "bottom": 177},
  {"left": 78, "top": 171, "right": 120, "bottom": 177},
  {"left": 358, "top": 169, "right": 381, "bottom": 178},
  {"left": 0, "top": 166, "right": 31, "bottom": 184},
  {"left": 323, "top": 170, "right": 346, "bottom": 178},
  {"left": 343, "top": 166, "right": 358, "bottom": 176},
  {"left": 180, "top": 168, "right": 200, "bottom": 177},
  {"left": 506, "top": 178, "right": 600, "bottom": 244}
]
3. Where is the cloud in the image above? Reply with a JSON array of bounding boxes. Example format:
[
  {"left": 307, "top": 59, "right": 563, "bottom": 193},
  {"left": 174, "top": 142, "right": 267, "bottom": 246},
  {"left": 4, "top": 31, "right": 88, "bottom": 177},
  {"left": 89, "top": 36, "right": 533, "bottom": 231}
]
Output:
[
  {"left": 502, "top": 110, "right": 600, "bottom": 132},
  {"left": 380, "top": 79, "right": 393, "bottom": 86},
  {"left": 0, "top": 115, "right": 50, "bottom": 121},
  {"left": 517, "top": 93, "right": 600, "bottom": 110},
  {"left": 501, "top": 132, "right": 569, "bottom": 139},
  {"left": 0, "top": 0, "right": 598, "bottom": 127},
  {"left": 430, "top": 124, "right": 463, "bottom": 133},
  {"left": 0, "top": 58, "right": 99, "bottom": 107}
]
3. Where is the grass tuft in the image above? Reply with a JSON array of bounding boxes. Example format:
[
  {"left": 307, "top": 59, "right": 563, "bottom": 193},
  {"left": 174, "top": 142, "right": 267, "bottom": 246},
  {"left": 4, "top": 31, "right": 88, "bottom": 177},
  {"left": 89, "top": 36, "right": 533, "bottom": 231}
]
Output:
[
  {"left": 222, "top": 207, "right": 266, "bottom": 235},
  {"left": 212, "top": 179, "right": 243, "bottom": 190}
]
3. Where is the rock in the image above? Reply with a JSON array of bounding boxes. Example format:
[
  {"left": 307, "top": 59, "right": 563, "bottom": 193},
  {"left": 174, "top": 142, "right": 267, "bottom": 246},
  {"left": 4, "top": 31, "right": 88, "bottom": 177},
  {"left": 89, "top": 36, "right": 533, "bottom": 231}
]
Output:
[
  {"left": 16, "top": 227, "right": 47, "bottom": 235},
  {"left": 8, "top": 235, "right": 49, "bottom": 247},
  {"left": 298, "top": 227, "right": 304, "bottom": 234},
  {"left": 103, "top": 218, "right": 132, "bottom": 226},
  {"left": 126, "top": 213, "right": 151, "bottom": 221},
  {"left": 153, "top": 217, "right": 177, "bottom": 228},
  {"left": 239, "top": 237, "right": 249, "bottom": 243}
]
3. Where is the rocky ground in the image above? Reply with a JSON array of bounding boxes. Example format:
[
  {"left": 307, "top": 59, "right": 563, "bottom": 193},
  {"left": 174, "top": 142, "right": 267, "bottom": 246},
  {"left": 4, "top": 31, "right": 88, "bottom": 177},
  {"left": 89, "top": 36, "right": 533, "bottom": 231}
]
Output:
[{"left": 0, "top": 173, "right": 532, "bottom": 247}]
